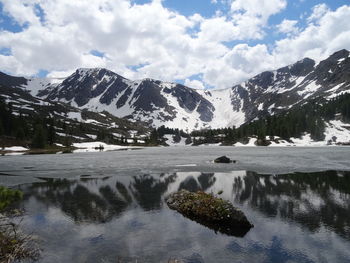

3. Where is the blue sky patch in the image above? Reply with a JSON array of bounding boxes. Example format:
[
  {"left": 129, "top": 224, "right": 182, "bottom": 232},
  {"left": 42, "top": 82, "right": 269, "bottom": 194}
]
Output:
[{"left": 90, "top": 50, "right": 105, "bottom": 58}]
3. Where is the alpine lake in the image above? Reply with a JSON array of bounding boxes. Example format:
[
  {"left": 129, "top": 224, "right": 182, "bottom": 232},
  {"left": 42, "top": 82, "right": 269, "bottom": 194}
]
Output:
[{"left": 1, "top": 146, "right": 350, "bottom": 263}]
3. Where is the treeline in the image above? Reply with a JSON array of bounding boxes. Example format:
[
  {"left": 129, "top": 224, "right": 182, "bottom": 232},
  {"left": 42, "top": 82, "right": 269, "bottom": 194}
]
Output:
[
  {"left": 0, "top": 99, "right": 64, "bottom": 148},
  {"left": 0, "top": 98, "right": 152, "bottom": 149},
  {"left": 3, "top": 92, "right": 349, "bottom": 148},
  {"left": 94, "top": 129, "right": 140, "bottom": 145},
  {"left": 190, "top": 93, "right": 350, "bottom": 145},
  {"left": 147, "top": 125, "right": 191, "bottom": 145},
  {"left": 0, "top": 99, "right": 96, "bottom": 149}
]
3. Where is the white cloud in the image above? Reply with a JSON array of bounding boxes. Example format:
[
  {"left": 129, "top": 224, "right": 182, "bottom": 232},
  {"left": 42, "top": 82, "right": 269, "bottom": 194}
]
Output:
[
  {"left": 1, "top": 0, "right": 41, "bottom": 26},
  {"left": 197, "top": 17, "right": 237, "bottom": 42},
  {"left": 307, "top": 3, "right": 330, "bottom": 23},
  {"left": 277, "top": 19, "right": 299, "bottom": 35},
  {"left": 0, "top": 54, "right": 22, "bottom": 73},
  {"left": 184, "top": 79, "right": 205, "bottom": 90},
  {"left": 0, "top": 0, "right": 349, "bottom": 90},
  {"left": 230, "top": 0, "right": 287, "bottom": 17},
  {"left": 274, "top": 5, "right": 350, "bottom": 65},
  {"left": 202, "top": 44, "right": 276, "bottom": 88},
  {"left": 47, "top": 70, "right": 75, "bottom": 79},
  {"left": 229, "top": 0, "right": 288, "bottom": 38}
]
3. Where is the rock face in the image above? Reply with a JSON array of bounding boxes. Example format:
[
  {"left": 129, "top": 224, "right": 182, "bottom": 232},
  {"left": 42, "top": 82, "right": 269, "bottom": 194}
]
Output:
[
  {"left": 166, "top": 190, "right": 253, "bottom": 237},
  {"left": 214, "top": 156, "right": 233, "bottom": 163}
]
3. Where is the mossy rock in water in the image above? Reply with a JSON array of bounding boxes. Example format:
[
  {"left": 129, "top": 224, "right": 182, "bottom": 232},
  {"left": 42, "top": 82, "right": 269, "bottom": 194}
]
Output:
[{"left": 166, "top": 190, "right": 253, "bottom": 237}]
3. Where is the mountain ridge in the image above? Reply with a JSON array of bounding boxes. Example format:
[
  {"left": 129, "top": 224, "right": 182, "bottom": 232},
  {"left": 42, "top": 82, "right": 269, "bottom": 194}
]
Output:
[{"left": 1, "top": 49, "right": 349, "bottom": 131}]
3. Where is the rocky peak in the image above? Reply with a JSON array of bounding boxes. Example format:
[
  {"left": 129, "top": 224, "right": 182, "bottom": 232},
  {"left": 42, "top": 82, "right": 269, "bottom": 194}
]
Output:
[
  {"left": 251, "top": 71, "right": 275, "bottom": 90},
  {"left": 45, "top": 68, "right": 127, "bottom": 106},
  {"left": 72, "top": 68, "right": 122, "bottom": 82},
  {"left": 0, "top": 71, "right": 27, "bottom": 88},
  {"left": 327, "top": 49, "right": 349, "bottom": 61},
  {"left": 289, "top": 58, "right": 315, "bottom": 76}
]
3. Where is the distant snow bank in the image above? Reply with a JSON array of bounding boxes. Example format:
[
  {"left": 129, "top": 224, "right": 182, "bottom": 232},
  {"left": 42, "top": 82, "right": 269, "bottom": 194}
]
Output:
[
  {"left": 235, "top": 138, "right": 256, "bottom": 147},
  {"left": 161, "top": 120, "right": 350, "bottom": 147},
  {"left": 72, "top": 142, "right": 142, "bottom": 153},
  {"left": 164, "top": 135, "right": 190, "bottom": 146},
  {"left": 3, "top": 146, "right": 28, "bottom": 152},
  {"left": 233, "top": 120, "right": 350, "bottom": 147}
]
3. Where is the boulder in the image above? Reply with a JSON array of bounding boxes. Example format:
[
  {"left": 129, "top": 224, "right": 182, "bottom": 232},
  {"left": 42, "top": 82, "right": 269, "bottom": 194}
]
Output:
[
  {"left": 166, "top": 190, "right": 253, "bottom": 237},
  {"left": 214, "top": 156, "right": 233, "bottom": 163}
]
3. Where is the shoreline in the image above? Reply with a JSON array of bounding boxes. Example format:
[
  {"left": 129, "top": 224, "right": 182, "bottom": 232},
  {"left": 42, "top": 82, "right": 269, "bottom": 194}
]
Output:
[{"left": 1, "top": 143, "right": 350, "bottom": 156}]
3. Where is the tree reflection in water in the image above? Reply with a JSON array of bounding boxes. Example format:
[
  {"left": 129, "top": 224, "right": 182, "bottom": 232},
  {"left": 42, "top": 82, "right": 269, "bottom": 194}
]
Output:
[
  {"left": 233, "top": 170, "right": 350, "bottom": 239},
  {"left": 178, "top": 173, "right": 215, "bottom": 192},
  {"left": 129, "top": 173, "right": 177, "bottom": 210},
  {"left": 21, "top": 173, "right": 179, "bottom": 222}
]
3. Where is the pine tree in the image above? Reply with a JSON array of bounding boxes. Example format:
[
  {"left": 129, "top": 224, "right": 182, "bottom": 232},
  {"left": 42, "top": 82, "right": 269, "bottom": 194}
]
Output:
[
  {"left": 148, "top": 129, "right": 159, "bottom": 144},
  {"left": 31, "top": 124, "right": 46, "bottom": 149},
  {"left": 185, "top": 136, "right": 192, "bottom": 145},
  {"left": 97, "top": 130, "right": 106, "bottom": 141},
  {"left": 15, "top": 127, "right": 25, "bottom": 140},
  {"left": 47, "top": 124, "right": 56, "bottom": 145},
  {"left": 173, "top": 132, "right": 181, "bottom": 143},
  {"left": 0, "top": 119, "right": 4, "bottom": 137},
  {"left": 63, "top": 136, "right": 72, "bottom": 147}
]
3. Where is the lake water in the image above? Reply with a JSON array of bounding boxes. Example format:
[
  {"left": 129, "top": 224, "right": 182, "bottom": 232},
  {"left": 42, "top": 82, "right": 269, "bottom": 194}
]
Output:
[{"left": 1, "top": 147, "right": 350, "bottom": 262}]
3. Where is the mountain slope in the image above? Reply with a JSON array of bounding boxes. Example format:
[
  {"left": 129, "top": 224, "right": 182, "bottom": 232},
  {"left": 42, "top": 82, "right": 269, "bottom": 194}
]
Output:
[
  {"left": 1, "top": 49, "right": 350, "bottom": 131},
  {"left": 33, "top": 68, "right": 217, "bottom": 130},
  {"left": 0, "top": 82, "right": 150, "bottom": 147},
  {"left": 188, "top": 93, "right": 350, "bottom": 146},
  {"left": 235, "top": 49, "right": 350, "bottom": 122}
]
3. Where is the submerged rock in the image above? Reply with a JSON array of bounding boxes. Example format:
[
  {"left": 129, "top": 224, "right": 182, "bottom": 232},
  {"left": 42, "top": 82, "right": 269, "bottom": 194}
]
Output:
[
  {"left": 214, "top": 156, "right": 235, "bottom": 163},
  {"left": 166, "top": 190, "right": 253, "bottom": 237}
]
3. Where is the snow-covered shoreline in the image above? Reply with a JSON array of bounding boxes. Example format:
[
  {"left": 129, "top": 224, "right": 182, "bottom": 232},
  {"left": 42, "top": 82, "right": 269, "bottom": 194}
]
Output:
[
  {"left": 2, "top": 146, "right": 28, "bottom": 152},
  {"left": 72, "top": 141, "right": 143, "bottom": 153}
]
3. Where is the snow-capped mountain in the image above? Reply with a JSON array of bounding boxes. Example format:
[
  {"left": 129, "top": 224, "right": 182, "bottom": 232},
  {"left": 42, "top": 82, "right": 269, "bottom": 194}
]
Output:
[{"left": 1, "top": 49, "right": 350, "bottom": 131}]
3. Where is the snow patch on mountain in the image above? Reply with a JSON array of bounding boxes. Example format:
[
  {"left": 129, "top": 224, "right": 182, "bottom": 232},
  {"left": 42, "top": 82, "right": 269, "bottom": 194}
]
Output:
[
  {"left": 200, "top": 88, "right": 245, "bottom": 129},
  {"left": 67, "top": 111, "right": 82, "bottom": 122},
  {"left": 298, "top": 81, "right": 321, "bottom": 96},
  {"left": 324, "top": 120, "right": 350, "bottom": 144},
  {"left": 22, "top": 77, "right": 63, "bottom": 96}
]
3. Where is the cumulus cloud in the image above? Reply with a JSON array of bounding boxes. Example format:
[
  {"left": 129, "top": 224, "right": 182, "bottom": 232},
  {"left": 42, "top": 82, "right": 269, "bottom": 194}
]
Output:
[
  {"left": 277, "top": 19, "right": 299, "bottom": 35},
  {"left": 274, "top": 5, "right": 350, "bottom": 65},
  {"left": 230, "top": 0, "right": 287, "bottom": 17},
  {"left": 202, "top": 44, "right": 276, "bottom": 89},
  {"left": 307, "top": 3, "right": 330, "bottom": 23},
  {"left": 229, "top": 0, "right": 287, "bottom": 38},
  {"left": 0, "top": 0, "right": 349, "bottom": 90}
]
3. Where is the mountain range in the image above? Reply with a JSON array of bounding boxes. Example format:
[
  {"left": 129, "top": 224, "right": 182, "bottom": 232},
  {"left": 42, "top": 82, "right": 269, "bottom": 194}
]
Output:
[{"left": 1, "top": 49, "right": 350, "bottom": 134}]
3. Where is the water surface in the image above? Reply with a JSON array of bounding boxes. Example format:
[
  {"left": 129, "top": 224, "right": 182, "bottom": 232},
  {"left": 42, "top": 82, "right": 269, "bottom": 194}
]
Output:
[{"left": 1, "top": 147, "right": 350, "bottom": 262}]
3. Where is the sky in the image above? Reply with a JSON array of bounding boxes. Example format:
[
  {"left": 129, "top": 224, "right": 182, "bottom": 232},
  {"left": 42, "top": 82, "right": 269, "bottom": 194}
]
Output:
[{"left": 0, "top": 0, "right": 349, "bottom": 89}]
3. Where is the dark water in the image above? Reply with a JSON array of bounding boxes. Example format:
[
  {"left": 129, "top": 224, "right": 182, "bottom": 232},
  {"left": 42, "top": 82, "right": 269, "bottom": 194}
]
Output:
[
  {"left": 12, "top": 170, "right": 350, "bottom": 263},
  {"left": 1, "top": 147, "right": 350, "bottom": 262}
]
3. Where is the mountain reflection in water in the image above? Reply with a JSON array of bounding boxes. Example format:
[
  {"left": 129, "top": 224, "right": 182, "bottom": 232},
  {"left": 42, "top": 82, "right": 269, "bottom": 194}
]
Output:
[
  {"left": 16, "top": 170, "right": 350, "bottom": 263},
  {"left": 20, "top": 171, "right": 350, "bottom": 238}
]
